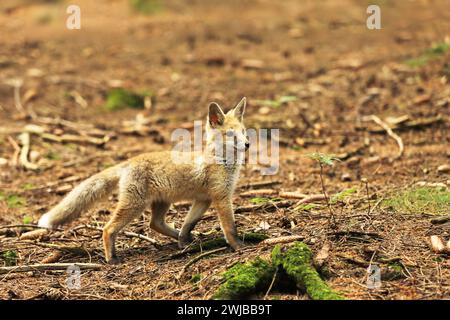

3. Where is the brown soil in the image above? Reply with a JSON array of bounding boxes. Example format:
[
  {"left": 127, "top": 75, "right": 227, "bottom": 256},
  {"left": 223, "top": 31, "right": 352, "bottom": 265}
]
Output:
[{"left": 0, "top": 0, "right": 449, "bottom": 300}]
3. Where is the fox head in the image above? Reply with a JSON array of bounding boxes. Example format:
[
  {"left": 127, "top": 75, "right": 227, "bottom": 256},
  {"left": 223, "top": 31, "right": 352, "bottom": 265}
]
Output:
[{"left": 205, "top": 97, "right": 249, "bottom": 162}]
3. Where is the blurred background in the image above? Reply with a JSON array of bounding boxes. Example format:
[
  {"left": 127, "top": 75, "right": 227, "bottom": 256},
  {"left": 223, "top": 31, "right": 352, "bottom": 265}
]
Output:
[{"left": 0, "top": 0, "right": 449, "bottom": 300}]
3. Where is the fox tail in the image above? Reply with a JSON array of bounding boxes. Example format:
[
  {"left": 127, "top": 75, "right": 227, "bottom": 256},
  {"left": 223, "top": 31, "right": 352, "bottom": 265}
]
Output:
[{"left": 38, "top": 166, "right": 121, "bottom": 229}]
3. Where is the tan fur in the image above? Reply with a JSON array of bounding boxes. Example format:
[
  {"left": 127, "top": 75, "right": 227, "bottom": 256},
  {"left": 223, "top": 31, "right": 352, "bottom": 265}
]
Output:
[{"left": 38, "top": 98, "right": 249, "bottom": 264}]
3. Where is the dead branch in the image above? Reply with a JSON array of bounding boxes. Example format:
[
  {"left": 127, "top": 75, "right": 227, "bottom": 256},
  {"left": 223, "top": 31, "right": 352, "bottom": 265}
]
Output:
[
  {"left": 240, "top": 189, "right": 278, "bottom": 197},
  {"left": 238, "top": 180, "right": 281, "bottom": 190},
  {"left": 362, "top": 115, "right": 404, "bottom": 160},
  {"left": 278, "top": 191, "right": 309, "bottom": 199},
  {"left": 176, "top": 247, "right": 227, "bottom": 279},
  {"left": 24, "top": 124, "right": 110, "bottom": 147},
  {"left": 19, "top": 229, "right": 49, "bottom": 240},
  {"left": 18, "top": 132, "right": 40, "bottom": 170},
  {"left": 258, "top": 235, "right": 304, "bottom": 246},
  {"left": 40, "top": 251, "right": 64, "bottom": 264},
  {"left": 0, "top": 263, "right": 103, "bottom": 274},
  {"left": 235, "top": 200, "right": 294, "bottom": 213},
  {"left": 6, "top": 135, "right": 20, "bottom": 166}
]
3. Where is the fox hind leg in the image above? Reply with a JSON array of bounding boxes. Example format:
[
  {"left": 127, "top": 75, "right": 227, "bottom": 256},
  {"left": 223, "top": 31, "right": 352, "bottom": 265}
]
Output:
[
  {"left": 150, "top": 201, "right": 179, "bottom": 239},
  {"left": 103, "top": 180, "right": 147, "bottom": 264}
]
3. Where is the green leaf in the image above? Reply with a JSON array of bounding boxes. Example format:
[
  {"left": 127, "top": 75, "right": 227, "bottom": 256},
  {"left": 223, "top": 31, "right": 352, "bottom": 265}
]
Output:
[{"left": 306, "top": 152, "right": 340, "bottom": 166}]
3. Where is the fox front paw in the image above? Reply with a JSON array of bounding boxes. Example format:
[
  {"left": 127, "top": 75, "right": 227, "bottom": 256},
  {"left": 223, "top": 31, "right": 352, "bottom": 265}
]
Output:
[
  {"left": 229, "top": 239, "right": 244, "bottom": 251},
  {"left": 107, "top": 256, "right": 123, "bottom": 265}
]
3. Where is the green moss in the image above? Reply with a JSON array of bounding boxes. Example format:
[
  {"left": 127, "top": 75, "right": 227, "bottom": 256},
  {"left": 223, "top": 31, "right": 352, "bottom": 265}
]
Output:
[
  {"left": 2, "top": 250, "right": 17, "bottom": 266},
  {"left": 213, "top": 258, "right": 276, "bottom": 300},
  {"left": 105, "top": 88, "right": 148, "bottom": 111},
  {"left": 383, "top": 187, "right": 449, "bottom": 215},
  {"left": 405, "top": 42, "right": 450, "bottom": 68},
  {"left": 271, "top": 243, "right": 344, "bottom": 300},
  {"left": 130, "top": 0, "right": 163, "bottom": 15},
  {"left": 0, "top": 192, "right": 27, "bottom": 208},
  {"left": 190, "top": 273, "right": 202, "bottom": 284},
  {"left": 22, "top": 216, "right": 33, "bottom": 224}
]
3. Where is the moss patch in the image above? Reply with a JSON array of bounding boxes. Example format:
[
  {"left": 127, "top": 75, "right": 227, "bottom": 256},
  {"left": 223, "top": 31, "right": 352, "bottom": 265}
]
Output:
[
  {"left": 405, "top": 42, "right": 450, "bottom": 68},
  {"left": 213, "top": 242, "right": 344, "bottom": 300},
  {"left": 212, "top": 258, "right": 276, "bottom": 300},
  {"left": 130, "top": 0, "right": 163, "bottom": 15},
  {"left": 383, "top": 187, "right": 449, "bottom": 215},
  {"left": 272, "top": 243, "right": 344, "bottom": 300},
  {"left": 105, "top": 88, "right": 150, "bottom": 111},
  {"left": 0, "top": 192, "right": 27, "bottom": 208}
]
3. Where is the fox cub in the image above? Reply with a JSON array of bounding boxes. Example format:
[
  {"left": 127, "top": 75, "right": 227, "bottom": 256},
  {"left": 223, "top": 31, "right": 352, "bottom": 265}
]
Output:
[{"left": 38, "top": 98, "right": 249, "bottom": 264}]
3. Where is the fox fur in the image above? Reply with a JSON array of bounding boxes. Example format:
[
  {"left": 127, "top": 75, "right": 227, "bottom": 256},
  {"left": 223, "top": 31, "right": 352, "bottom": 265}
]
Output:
[{"left": 38, "top": 98, "right": 249, "bottom": 264}]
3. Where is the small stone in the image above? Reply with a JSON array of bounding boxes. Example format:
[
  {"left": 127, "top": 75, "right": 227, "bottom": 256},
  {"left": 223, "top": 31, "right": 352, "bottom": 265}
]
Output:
[
  {"left": 29, "top": 150, "right": 40, "bottom": 162},
  {"left": 437, "top": 164, "right": 450, "bottom": 174}
]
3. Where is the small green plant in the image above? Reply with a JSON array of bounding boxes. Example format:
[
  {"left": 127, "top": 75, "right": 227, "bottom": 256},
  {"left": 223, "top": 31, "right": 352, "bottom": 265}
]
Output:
[
  {"left": 190, "top": 273, "right": 202, "bottom": 284},
  {"left": 250, "top": 197, "right": 282, "bottom": 205},
  {"left": 22, "top": 183, "right": 36, "bottom": 190},
  {"left": 384, "top": 187, "right": 449, "bottom": 215},
  {"left": 2, "top": 250, "right": 18, "bottom": 266},
  {"left": 254, "top": 96, "right": 297, "bottom": 108},
  {"left": 23, "top": 216, "right": 33, "bottom": 224},
  {"left": 306, "top": 152, "right": 340, "bottom": 166},
  {"left": 0, "top": 192, "right": 27, "bottom": 208},
  {"left": 105, "top": 88, "right": 150, "bottom": 111},
  {"left": 330, "top": 187, "right": 357, "bottom": 204},
  {"left": 405, "top": 42, "right": 450, "bottom": 68},
  {"left": 294, "top": 203, "right": 321, "bottom": 211},
  {"left": 130, "top": 0, "right": 163, "bottom": 15},
  {"left": 306, "top": 153, "right": 341, "bottom": 227},
  {"left": 45, "top": 151, "right": 60, "bottom": 160}
]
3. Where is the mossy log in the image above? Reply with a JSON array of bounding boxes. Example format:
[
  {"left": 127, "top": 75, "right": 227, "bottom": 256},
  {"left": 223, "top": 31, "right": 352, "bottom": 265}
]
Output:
[
  {"left": 213, "top": 241, "right": 344, "bottom": 300},
  {"left": 212, "top": 258, "right": 276, "bottom": 300},
  {"left": 271, "top": 242, "right": 344, "bottom": 300}
]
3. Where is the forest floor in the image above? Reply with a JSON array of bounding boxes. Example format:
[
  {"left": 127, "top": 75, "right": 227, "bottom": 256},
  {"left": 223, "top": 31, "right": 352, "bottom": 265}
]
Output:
[{"left": 0, "top": 0, "right": 449, "bottom": 300}]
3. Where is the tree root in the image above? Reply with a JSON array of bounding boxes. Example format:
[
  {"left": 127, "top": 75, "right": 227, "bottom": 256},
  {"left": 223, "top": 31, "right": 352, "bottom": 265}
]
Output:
[{"left": 212, "top": 242, "right": 344, "bottom": 300}]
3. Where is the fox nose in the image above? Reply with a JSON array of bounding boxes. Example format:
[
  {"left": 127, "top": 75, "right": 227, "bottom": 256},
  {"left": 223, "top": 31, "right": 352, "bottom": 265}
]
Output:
[{"left": 245, "top": 142, "right": 250, "bottom": 150}]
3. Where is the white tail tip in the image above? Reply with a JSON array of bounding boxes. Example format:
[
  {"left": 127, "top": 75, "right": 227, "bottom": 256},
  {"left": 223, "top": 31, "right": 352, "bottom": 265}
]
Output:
[{"left": 38, "top": 214, "right": 53, "bottom": 229}]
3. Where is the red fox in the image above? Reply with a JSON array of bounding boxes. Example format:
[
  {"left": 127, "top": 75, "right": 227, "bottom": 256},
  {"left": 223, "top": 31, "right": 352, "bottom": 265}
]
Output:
[{"left": 38, "top": 98, "right": 249, "bottom": 264}]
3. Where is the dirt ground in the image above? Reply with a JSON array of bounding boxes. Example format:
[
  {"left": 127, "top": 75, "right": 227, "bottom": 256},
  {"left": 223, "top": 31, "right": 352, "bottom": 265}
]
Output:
[{"left": 0, "top": 0, "right": 449, "bottom": 300}]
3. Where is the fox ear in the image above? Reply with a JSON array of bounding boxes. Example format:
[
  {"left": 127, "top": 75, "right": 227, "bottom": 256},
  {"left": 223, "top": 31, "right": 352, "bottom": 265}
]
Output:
[
  {"left": 208, "top": 102, "right": 225, "bottom": 127},
  {"left": 232, "top": 97, "right": 246, "bottom": 121}
]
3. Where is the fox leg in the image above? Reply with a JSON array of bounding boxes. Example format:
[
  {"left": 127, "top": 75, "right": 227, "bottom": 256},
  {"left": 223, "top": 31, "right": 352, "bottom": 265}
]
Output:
[
  {"left": 178, "top": 200, "right": 211, "bottom": 248},
  {"left": 150, "top": 201, "right": 179, "bottom": 239},
  {"left": 103, "top": 178, "right": 148, "bottom": 264},
  {"left": 214, "top": 198, "right": 243, "bottom": 250}
]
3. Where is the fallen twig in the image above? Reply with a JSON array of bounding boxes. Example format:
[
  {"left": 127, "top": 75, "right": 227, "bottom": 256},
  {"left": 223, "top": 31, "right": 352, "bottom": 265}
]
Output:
[
  {"left": 176, "top": 247, "right": 227, "bottom": 279},
  {"left": 235, "top": 200, "right": 293, "bottom": 213},
  {"left": 18, "top": 132, "right": 40, "bottom": 170},
  {"left": 362, "top": 115, "right": 404, "bottom": 160},
  {"left": 238, "top": 180, "right": 281, "bottom": 190},
  {"left": 258, "top": 235, "right": 304, "bottom": 246},
  {"left": 0, "top": 263, "right": 103, "bottom": 274}
]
